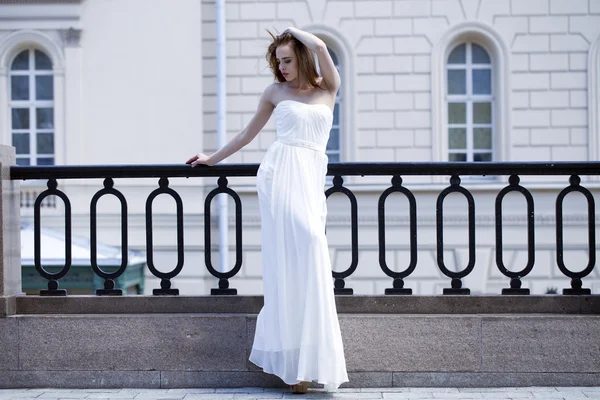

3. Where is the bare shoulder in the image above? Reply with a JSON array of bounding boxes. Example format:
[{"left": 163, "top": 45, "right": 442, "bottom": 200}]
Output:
[
  {"left": 266, "top": 82, "right": 287, "bottom": 101},
  {"left": 267, "top": 82, "right": 291, "bottom": 104},
  {"left": 260, "top": 83, "right": 281, "bottom": 108}
]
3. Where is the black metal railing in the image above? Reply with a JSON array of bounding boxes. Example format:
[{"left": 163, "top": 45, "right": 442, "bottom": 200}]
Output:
[{"left": 11, "top": 162, "right": 600, "bottom": 296}]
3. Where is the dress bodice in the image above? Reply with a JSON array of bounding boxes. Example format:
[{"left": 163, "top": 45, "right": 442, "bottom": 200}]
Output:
[{"left": 274, "top": 100, "right": 333, "bottom": 152}]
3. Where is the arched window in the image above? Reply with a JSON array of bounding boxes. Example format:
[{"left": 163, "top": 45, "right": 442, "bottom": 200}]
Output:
[
  {"left": 432, "top": 23, "right": 509, "bottom": 164},
  {"left": 326, "top": 47, "right": 341, "bottom": 162},
  {"left": 9, "top": 48, "right": 55, "bottom": 166},
  {"left": 446, "top": 42, "right": 493, "bottom": 162}
]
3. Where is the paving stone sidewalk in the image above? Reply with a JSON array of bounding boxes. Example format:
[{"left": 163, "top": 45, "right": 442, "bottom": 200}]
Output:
[{"left": 0, "top": 387, "right": 599, "bottom": 400}]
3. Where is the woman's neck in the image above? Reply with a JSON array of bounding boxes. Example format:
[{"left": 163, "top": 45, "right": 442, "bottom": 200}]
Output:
[{"left": 288, "top": 77, "right": 312, "bottom": 91}]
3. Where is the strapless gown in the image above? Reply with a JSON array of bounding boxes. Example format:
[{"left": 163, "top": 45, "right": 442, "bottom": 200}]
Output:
[{"left": 249, "top": 99, "right": 349, "bottom": 391}]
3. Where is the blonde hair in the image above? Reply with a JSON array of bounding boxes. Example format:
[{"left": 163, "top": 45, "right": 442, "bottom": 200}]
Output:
[{"left": 265, "top": 29, "right": 325, "bottom": 89}]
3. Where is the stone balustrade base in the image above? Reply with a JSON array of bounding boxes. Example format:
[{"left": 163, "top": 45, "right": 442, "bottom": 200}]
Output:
[{"left": 0, "top": 295, "right": 599, "bottom": 388}]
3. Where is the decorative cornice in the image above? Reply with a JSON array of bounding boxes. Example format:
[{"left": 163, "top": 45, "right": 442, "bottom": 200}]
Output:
[
  {"left": 59, "top": 27, "right": 81, "bottom": 47},
  {"left": 0, "top": 0, "right": 81, "bottom": 23}
]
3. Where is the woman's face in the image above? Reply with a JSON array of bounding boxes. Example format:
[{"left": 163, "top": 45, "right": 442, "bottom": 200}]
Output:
[{"left": 275, "top": 44, "right": 297, "bottom": 82}]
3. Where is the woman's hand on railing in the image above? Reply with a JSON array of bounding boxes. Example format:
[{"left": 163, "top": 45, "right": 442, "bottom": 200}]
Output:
[{"left": 186, "top": 153, "right": 214, "bottom": 167}]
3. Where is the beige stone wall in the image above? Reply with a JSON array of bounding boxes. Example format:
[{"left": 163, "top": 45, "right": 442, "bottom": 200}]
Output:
[{"left": 201, "top": 0, "right": 600, "bottom": 165}]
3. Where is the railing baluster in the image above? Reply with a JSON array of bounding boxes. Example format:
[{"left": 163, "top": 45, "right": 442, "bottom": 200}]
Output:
[
  {"left": 90, "top": 178, "right": 128, "bottom": 295},
  {"left": 436, "top": 175, "right": 475, "bottom": 295},
  {"left": 495, "top": 175, "right": 535, "bottom": 295},
  {"left": 556, "top": 175, "right": 595, "bottom": 295},
  {"left": 205, "top": 176, "right": 243, "bottom": 295},
  {"left": 325, "top": 175, "right": 358, "bottom": 295},
  {"left": 34, "top": 178, "right": 71, "bottom": 296},
  {"left": 11, "top": 162, "right": 600, "bottom": 296},
  {"left": 146, "top": 177, "right": 185, "bottom": 295},
  {"left": 378, "top": 175, "right": 417, "bottom": 295}
]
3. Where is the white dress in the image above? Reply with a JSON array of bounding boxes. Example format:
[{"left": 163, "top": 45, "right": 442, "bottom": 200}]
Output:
[{"left": 249, "top": 99, "right": 349, "bottom": 391}]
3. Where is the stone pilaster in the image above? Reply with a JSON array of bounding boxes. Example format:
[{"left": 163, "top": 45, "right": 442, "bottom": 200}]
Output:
[{"left": 0, "top": 145, "right": 21, "bottom": 316}]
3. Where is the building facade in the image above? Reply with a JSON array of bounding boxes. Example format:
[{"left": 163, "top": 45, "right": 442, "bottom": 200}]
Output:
[{"left": 1, "top": 0, "right": 600, "bottom": 295}]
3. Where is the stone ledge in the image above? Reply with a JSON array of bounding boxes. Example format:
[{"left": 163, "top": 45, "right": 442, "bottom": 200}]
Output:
[
  {"left": 1, "top": 371, "right": 599, "bottom": 389},
  {"left": 391, "top": 372, "right": 600, "bottom": 387},
  {"left": 0, "top": 313, "right": 599, "bottom": 388},
  {"left": 0, "top": 296, "right": 16, "bottom": 317},
  {"left": 13, "top": 295, "right": 600, "bottom": 315},
  {"left": 0, "top": 371, "right": 160, "bottom": 389},
  {"left": 18, "top": 315, "right": 248, "bottom": 372}
]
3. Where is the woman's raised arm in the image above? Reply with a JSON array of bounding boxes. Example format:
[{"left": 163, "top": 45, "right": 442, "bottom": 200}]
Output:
[
  {"left": 186, "top": 85, "right": 276, "bottom": 167},
  {"left": 285, "top": 27, "right": 340, "bottom": 93}
]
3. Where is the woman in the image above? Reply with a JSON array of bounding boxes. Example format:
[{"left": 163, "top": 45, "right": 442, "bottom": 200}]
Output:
[{"left": 187, "top": 27, "right": 348, "bottom": 393}]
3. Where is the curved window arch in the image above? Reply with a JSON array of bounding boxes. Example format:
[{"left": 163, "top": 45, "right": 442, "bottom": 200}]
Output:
[
  {"left": 432, "top": 22, "right": 510, "bottom": 164},
  {"left": 446, "top": 42, "right": 493, "bottom": 162},
  {"left": 9, "top": 48, "right": 55, "bottom": 166}
]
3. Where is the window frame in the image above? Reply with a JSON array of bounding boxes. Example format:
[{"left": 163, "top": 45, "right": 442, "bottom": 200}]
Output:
[
  {"left": 0, "top": 30, "right": 65, "bottom": 169},
  {"left": 446, "top": 42, "right": 494, "bottom": 163},
  {"left": 9, "top": 48, "right": 56, "bottom": 166},
  {"left": 431, "top": 22, "right": 510, "bottom": 167}
]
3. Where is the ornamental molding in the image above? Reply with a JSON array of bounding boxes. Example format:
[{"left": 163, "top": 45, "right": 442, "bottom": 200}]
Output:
[
  {"left": 59, "top": 27, "right": 81, "bottom": 47},
  {"left": 0, "top": 0, "right": 81, "bottom": 23},
  {"left": 0, "top": 29, "right": 65, "bottom": 72}
]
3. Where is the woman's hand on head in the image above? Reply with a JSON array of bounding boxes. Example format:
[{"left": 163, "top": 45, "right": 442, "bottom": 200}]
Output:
[{"left": 186, "top": 153, "right": 214, "bottom": 167}]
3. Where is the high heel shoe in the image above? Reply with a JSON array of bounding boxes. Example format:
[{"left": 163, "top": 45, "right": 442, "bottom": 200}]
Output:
[{"left": 290, "top": 381, "right": 309, "bottom": 394}]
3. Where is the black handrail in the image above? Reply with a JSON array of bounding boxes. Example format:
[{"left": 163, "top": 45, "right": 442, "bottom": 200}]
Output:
[
  {"left": 11, "top": 161, "right": 600, "bottom": 180},
  {"left": 11, "top": 161, "right": 600, "bottom": 296}
]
